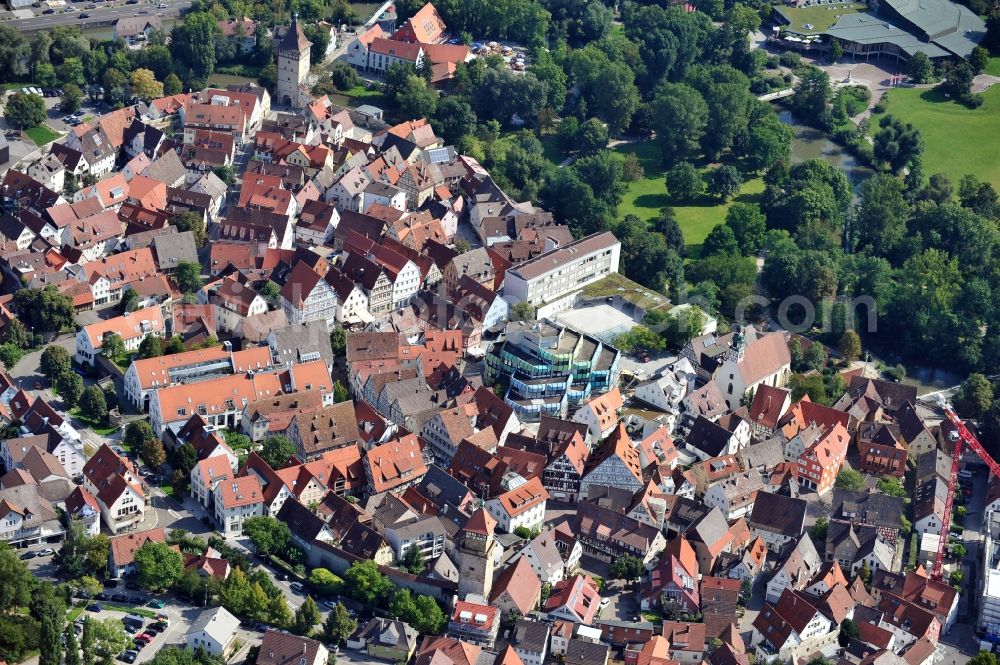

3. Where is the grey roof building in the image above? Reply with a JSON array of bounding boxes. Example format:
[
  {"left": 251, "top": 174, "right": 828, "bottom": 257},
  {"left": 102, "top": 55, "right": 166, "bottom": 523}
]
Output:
[
  {"left": 266, "top": 320, "right": 334, "bottom": 370},
  {"left": 152, "top": 230, "right": 198, "bottom": 272}
]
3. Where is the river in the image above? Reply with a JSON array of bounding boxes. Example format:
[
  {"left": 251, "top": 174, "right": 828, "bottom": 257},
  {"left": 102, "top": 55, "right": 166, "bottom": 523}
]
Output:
[{"left": 778, "top": 109, "right": 873, "bottom": 187}]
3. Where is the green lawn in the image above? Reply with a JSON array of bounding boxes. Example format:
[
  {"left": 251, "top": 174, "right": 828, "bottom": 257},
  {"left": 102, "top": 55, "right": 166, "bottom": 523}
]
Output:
[
  {"left": 25, "top": 125, "right": 60, "bottom": 146},
  {"left": 774, "top": 2, "right": 867, "bottom": 34},
  {"left": 882, "top": 85, "right": 1000, "bottom": 188},
  {"left": 615, "top": 141, "right": 765, "bottom": 258},
  {"left": 985, "top": 57, "right": 1000, "bottom": 77},
  {"left": 69, "top": 408, "right": 118, "bottom": 436},
  {"left": 330, "top": 84, "right": 391, "bottom": 110}
]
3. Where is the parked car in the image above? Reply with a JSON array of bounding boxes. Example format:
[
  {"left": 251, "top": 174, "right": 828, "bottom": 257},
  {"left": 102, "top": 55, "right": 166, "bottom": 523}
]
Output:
[
  {"left": 42, "top": 7, "right": 54, "bottom": 12},
  {"left": 86, "top": 604, "right": 103, "bottom": 613},
  {"left": 79, "top": 12, "right": 90, "bottom": 18},
  {"left": 96, "top": 593, "right": 111, "bottom": 601},
  {"left": 112, "top": 594, "right": 128, "bottom": 603},
  {"left": 19, "top": 551, "right": 36, "bottom": 560},
  {"left": 127, "top": 596, "right": 143, "bottom": 604},
  {"left": 134, "top": 634, "right": 153, "bottom": 644},
  {"left": 119, "top": 651, "right": 137, "bottom": 663},
  {"left": 147, "top": 600, "right": 165, "bottom": 609},
  {"left": 38, "top": 548, "right": 54, "bottom": 556},
  {"left": 289, "top": 582, "right": 304, "bottom": 593}
]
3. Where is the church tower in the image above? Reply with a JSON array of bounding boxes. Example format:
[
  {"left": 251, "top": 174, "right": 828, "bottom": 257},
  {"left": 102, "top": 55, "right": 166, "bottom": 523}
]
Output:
[
  {"left": 276, "top": 14, "right": 312, "bottom": 108},
  {"left": 728, "top": 324, "right": 746, "bottom": 363},
  {"left": 457, "top": 507, "right": 497, "bottom": 600}
]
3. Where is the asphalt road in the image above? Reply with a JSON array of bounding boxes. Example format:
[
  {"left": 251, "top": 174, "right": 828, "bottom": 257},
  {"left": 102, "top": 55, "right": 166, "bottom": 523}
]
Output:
[{"left": 12, "top": 0, "right": 193, "bottom": 32}]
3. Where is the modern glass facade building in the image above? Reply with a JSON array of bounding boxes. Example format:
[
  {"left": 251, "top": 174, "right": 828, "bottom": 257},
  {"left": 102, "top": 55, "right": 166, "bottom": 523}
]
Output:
[{"left": 485, "top": 321, "right": 621, "bottom": 421}]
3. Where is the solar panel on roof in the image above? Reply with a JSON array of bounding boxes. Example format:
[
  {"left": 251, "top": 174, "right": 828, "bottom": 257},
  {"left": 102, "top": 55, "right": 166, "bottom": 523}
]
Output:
[{"left": 426, "top": 147, "right": 451, "bottom": 164}]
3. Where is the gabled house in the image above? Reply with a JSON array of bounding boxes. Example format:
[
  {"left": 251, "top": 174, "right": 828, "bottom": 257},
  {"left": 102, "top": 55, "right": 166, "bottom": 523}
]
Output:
[
  {"left": 572, "top": 387, "right": 624, "bottom": 444},
  {"left": 749, "top": 491, "right": 807, "bottom": 552},
  {"left": 578, "top": 422, "right": 644, "bottom": 497},
  {"left": 765, "top": 535, "right": 822, "bottom": 604},
  {"left": 82, "top": 443, "right": 146, "bottom": 533},
  {"left": 107, "top": 527, "right": 169, "bottom": 578},
  {"left": 640, "top": 536, "right": 699, "bottom": 613},
  {"left": 751, "top": 589, "right": 834, "bottom": 662}
]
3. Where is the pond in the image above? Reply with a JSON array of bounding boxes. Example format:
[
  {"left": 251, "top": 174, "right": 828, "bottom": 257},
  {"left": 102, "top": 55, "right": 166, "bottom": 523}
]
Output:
[{"left": 778, "top": 109, "right": 873, "bottom": 187}]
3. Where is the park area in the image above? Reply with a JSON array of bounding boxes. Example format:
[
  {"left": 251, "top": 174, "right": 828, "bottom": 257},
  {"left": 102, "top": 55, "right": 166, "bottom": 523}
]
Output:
[
  {"left": 882, "top": 85, "right": 1000, "bottom": 188},
  {"left": 774, "top": 1, "right": 868, "bottom": 34},
  {"left": 614, "top": 142, "right": 764, "bottom": 258}
]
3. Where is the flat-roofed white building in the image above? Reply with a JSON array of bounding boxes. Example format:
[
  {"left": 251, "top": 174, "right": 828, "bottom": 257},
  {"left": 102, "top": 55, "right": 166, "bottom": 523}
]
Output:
[{"left": 502, "top": 232, "right": 621, "bottom": 318}]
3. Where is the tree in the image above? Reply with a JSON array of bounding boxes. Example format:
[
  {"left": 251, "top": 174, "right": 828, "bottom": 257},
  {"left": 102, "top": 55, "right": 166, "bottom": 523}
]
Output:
[
  {"left": 968, "top": 652, "right": 1000, "bottom": 665},
  {"left": 328, "top": 62, "right": 360, "bottom": 90},
  {"left": 706, "top": 165, "right": 742, "bottom": 201},
  {"left": 56, "top": 372, "right": 84, "bottom": 408},
  {"left": 171, "top": 210, "right": 207, "bottom": 247},
  {"left": 260, "top": 435, "right": 297, "bottom": 469},
  {"left": 0, "top": 344, "right": 22, "bottom": 369},
  {"left": 212, "top": 164, "right": 236, "bottom": 187},
  {"left": 956, "top": 373, "right": 995, "bottom": 419},
  {"left": 322, "top": 603, "right": 356, "bottom": 645},
  {"left": 101, "top": 333, "right": 125, "bottom": 362},
  {"left": 942, "top": 62, "right": 974, "bottom": 99},
  {"left": 577, "top": 118, "right": 609, "bottom": 154},
  {"left": 836, "top": 468, "right": 865, "bottom": 490},
  {"left": 120, "top": 288, "right": 139, "bottom": 314},
  {"left": 292, "top": 596, "right": 321, "bottom": 636},
  {"left": 610, "top": 554, "right": 645, "bottom": 586},
  {"left": 838, "top": 618, "right": 860, "bottom": 647},
  {"left": 343, "top": 560, "right": 393, "bottom": 606},
  {"left": 952, "top": 543, "right": 967, "bottom": 558},
  {"left": 0, "top": 318, "right": 30, "bottom": 349},
  {"left": 838, "top": 330, "right": 862, "bottom": 361},
  {"left": 134, "top": 541, "right": 184, "bottom": 592},
  {"left": 650, "top": 83, "right": 708, "bottom": 164},
  {"left": 4, "top": 93, "right": 47, "bottom": 130},
  {"left": 0, "top": 24, "right": 28, "bottom": 82},
  {"left": 85, "top": 618, "right": 132, "bottom": 665},
  {"left": 510, "top": 302, "right": 536, "bottom": 322},
  {"left": 126, "top": 421, "right": 165, "bottom": 468},
  {"left": 854, "top": 173, "right": 911, "bottom": 255},
  {"left": 859, "top": 560, "right": 872, "bottom": 585},
  {"left": 971, "top": 46, "right": 990, "bottom": 74},
  {"left": 329, "top": 326, "right": 346, "bottom": 356},
  {"left": 61, "top": 84, "right": 83, "bottom": 114},
  {"left": 873, "top": 116, "right": 923, "bottom": 174},
  {"left": 64, "top": 625, "right": 80, "bottom": 665},
  {"left": 396, "top": 74, "right": 437, "bottom": 119},
  {"left": 907, "top": 52, "right": 934, "bottom": 83},
  {"left": 413, "top": 594, "right": 447, "bottom": 634},
  {"left": 175, "top": 261, "right": 203, "bottom": 294},
  {"left": 702, "top": 225, "right": 740, "bottom": 257},
  {"left": 875, "top": 476, "right": 906, "bottom": 497},
  {"left": 332, "top": 381, "right": 349, "bottom": 403},
  {"left": 667, "top": 162, "right": 703, "bottom": 201},
  {"left": 743, "top": 108, "right": 792, "bottom": 172},
  {"left": 56, "top": 520, "right": 109, "bottom": 578},
  {"left": 308, "top": 568, "right": 343, "bottom": 596},
  {"left": 790, "top": 67, "right": 832, "bottom": 127},
  {"left": 725, "top": 203, "right": 766, "bottom": 255},
  {"left": 163, "top": 73, "right": 183, "bottom": 96},
  {"left": 170, "top": 12, "right": 219, "bottom": 80},
  {"left": 401, "top": 544, "right": 426, "bottom": 574},
  {"left": 14, "top": 286, "right": 74, "bottom": 333},
  {"left": 81, "top": 617, "right": 96, "bottom": 665},
  {"left": 137, "top": 335, "right": 163, "bottom": 359},
  {"left": 31, "top": 583, "right": 65, "bottom": 665},
  {"left": 243, "top": 516, "right": 292, "bottom": 557},
  {"left": 810, "top": 517, "right": 828, "bottom": 544},
  {"left": 79, "top": 386, "right": 107, "bottom": 423}
]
